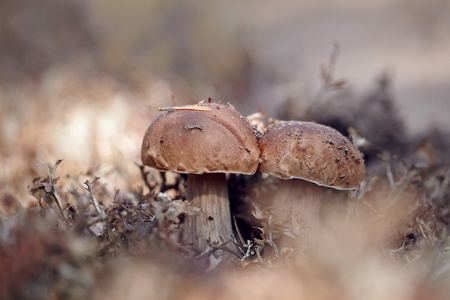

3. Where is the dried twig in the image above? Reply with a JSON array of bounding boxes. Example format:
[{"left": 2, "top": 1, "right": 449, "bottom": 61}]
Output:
[
  {"left": 84, "top": 177, "right": 103, "bottom": 216},
  {"left": 35, "top": 159, "right": 65, "bottom": 211},
  {"left": 233, "top": 216, "right": 246, "bottom": 247},
  {"left": 158, "top": 105, "right": 212, "bottom": 111},
  {"left": 194, "top": 240, "right": 241, "bottom": 261},
  {"left": 308, "top": 42, "right": 347, "bottom": 110}
]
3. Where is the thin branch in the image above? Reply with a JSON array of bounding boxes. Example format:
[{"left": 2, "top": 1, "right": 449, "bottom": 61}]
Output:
[
  {"left": 35, "top": 159, "right": 65, "bottom": 212},
  {"left": 84, "top": 177, "right": 104, "bottom": 216},
  {"left": 233, "top": 216, "right": 246, "bottom": 246}
]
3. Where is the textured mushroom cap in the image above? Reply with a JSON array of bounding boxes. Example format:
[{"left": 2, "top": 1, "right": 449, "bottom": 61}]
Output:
[
  {"left": 141, "top": 103, "right": 260, "bottom": 174},
  {"left": 258, "top": 121, "right": 365, "bottom": 190}
]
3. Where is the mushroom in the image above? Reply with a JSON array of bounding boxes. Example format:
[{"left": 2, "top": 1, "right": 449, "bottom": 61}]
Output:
[
  {"left": 257, "top": 121, "right": 365, "bottom": 250},
  {"left": 141, "top": 102, "right": 260, "bottom": 253}
]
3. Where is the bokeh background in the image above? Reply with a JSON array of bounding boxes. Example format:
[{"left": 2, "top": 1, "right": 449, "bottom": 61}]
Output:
[
  {"left": 1, "top": 0, "right": 449, "bottom": 199},
  {"left": 1, "top": 0, "right": 450, "bottom": 299}
]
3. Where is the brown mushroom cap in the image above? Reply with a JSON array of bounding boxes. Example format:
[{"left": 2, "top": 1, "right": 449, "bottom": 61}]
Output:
[
  {"left": 258, "top": 121, "right": 365, "bottom": 190},
  {"left": 141, "top": 103, "right": 260, "bottom": 174}
]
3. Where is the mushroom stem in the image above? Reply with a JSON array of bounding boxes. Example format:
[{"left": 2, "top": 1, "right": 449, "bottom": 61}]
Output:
[
  {"left": 183, "top": 173, "right": 235, "bottom": 253},
  {"left": 272, "top": 180, "right": 323, "bottom": 251}
]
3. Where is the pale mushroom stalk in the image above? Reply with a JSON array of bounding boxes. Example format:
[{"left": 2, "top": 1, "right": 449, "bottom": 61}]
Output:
[
  {"left": 184, "top": 173, "right": 232, "bottom": 252},
  {"left": 271, "top": 179, "right": 323, "bottom": 250}
]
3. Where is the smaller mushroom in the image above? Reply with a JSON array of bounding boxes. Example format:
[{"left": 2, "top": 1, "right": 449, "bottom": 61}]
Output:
[{"left": 257, "top": 121, "right": 365, "bottom": 250}]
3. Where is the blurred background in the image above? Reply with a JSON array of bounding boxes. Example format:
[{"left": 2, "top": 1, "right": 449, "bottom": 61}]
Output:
[
  {"left": 0, "top": 0, "right": 448, "bottom": 202},
  {"left": 1, "top": 0, "right": 449, "bottom": 174},
  {"left": 1, "top": 1, "right": 450, "bottom": 299},
  {"left": 0, "top": 0, "right": 449, "bottom": 226}
]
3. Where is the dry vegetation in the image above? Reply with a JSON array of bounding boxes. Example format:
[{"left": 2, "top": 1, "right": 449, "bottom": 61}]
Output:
[{"left": 1, "top": 0, "right": 450, "bottom": 299}]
